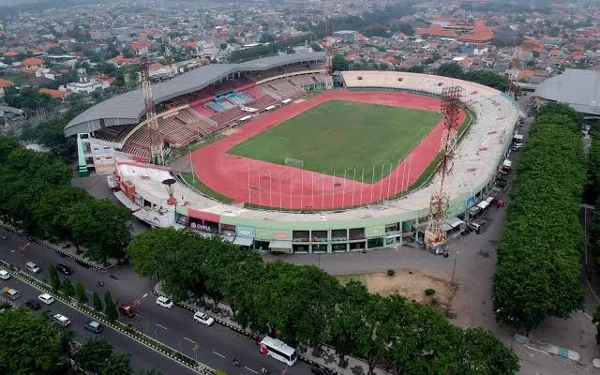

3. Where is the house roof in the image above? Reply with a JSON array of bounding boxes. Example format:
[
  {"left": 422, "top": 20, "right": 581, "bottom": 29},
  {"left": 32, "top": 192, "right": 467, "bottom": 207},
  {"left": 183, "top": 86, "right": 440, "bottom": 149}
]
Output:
[
  {"left": 417, "top": 24, "right": 458, "bottom": 38},
  {"left": 22, "top": 57, "right": 44, "bottom": 66},
  {"left": 64, "top": 52, "right": 325, "bottom": 137},
  {"left": 0, "top": 79, "right": 15, "bottom": 88},
  {"left": 457, "top": 20, "right": 494, "bottom": 43},
  {"left": 3, "top": 50, "right": 18, "bottom": 57},
  {"left": 39, "top": 88, "right": 67, "bottom": 99},
  {"left": 131, "top": 42, "right": 150, "bottom": 49}
]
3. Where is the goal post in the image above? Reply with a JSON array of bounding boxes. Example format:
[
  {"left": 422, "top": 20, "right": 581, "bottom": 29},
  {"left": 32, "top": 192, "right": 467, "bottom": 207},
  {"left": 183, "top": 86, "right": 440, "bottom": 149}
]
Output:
[
  {"left": 285, "top": 158, "right": 304, "bottom": 169},
  {"left": 377, "top": 100, "right": 393, "bottom": 106}
]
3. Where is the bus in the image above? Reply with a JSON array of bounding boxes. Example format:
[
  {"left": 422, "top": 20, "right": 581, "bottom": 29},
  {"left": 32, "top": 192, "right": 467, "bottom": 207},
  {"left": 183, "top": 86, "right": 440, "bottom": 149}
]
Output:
[{"left": 259, "top": 336, "right": 298, "bottom": 366}]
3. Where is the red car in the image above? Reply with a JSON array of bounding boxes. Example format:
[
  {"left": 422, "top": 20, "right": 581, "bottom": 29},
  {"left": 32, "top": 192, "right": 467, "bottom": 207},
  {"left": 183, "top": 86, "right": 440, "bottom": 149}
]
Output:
[{"left": 118, "top": 303, "right": 135, "bottom": 318}]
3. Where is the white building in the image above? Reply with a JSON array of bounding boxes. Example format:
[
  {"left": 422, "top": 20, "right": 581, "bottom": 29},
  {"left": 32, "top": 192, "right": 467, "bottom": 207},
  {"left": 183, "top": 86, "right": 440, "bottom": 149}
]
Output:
[{"left": 61, "top": 69, "right": 110, "bottom": 94}]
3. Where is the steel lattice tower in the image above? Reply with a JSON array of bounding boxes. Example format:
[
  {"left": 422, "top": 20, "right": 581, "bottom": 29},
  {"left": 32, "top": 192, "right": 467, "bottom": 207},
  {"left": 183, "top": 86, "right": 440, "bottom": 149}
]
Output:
[
  {"left": 507, "top": 46, "right": 522, "bottom": 99},
  {"left": 140, "top": 55, "right": 164, "bottom": 165},
  {"left": 325, "top": 16, "right": 334, "bottom": 74},
  {"left": 424, "top": 86, "right": 465, "bottom": 249}
]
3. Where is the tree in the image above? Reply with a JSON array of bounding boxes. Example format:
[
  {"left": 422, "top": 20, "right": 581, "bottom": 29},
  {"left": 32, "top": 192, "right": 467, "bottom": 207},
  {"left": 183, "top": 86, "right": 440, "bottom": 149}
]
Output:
[
  {"left": 49, "top": 264, "right": 61, "bottom": 292},
  {"left": 62, "top": 278, "right": 75, "bottom": 297},
  {"left": 93, "top": 292, "right": 103, "bottom": 311},
  {"left": 593, "top": 304, "right": 600, "bottom": 344},
  {"left": 104, "top": 291, "right": 118, "bottom": 321},
  {"left": 66, "top": 199, "right": 132, "bottom": 263},
  {"left": 332, "top": 54, "right": 350, "bottom": 71},
  {"left": 355, "top": 294, "right": 393, "bottom": 375},
  {"left": 435, "top": 62, "right": 464, "bottom": 78},
  {"left": 328, "top": 280, "right": 370, "bottom": 366},
  {"left": 76, "top": 281, "right": 89, "bottom": 304},
  {"left": 74, "top": 338, "right": 115, "bottom": 374},
  {"left": 139, "top": 370, "right": 164, "bottom": 375},
  {"left": 0, "top": 309, "right": 64, "bottom": 375},
  {"left": 101, "top": 353, "right": 133, "bottom": 375}
]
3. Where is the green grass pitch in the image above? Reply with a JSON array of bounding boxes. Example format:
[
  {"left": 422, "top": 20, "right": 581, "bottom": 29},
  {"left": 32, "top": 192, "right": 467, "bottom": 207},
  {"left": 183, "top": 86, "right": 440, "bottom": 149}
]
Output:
[{"left": 228, "top": 100, "right": 442, "bottom": 182}]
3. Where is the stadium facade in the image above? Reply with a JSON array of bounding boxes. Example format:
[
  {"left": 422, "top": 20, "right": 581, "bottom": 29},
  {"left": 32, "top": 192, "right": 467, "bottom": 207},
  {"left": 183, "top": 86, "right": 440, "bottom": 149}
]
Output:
[{"left": 66, "top": 55, "right": 520, "bottom": 253}]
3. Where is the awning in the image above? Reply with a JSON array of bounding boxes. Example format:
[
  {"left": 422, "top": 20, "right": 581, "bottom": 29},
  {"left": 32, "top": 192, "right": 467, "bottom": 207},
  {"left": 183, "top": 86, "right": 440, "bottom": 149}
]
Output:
[
  {"left": 114, "top": 191, "right": 141, "bottom": 212},
  {"left": 233, "top": 237, "right": 254, "bottom": 247},
  {"left": 445, "top": 217, "right": 465, "bottom": 229},
  {"left": 477, "top": 200, "right": 490, "bottom": 210},
  {"left": 270, "top": 240, "right": 292, "bottom": 250},
  {"left": 513, "top": 134, "right": 524, "bottom": 141}
]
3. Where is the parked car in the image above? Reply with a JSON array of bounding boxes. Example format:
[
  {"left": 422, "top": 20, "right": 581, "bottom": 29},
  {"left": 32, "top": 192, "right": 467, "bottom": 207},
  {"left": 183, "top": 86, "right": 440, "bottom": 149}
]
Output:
[
  {"left": 38, "top": 293, "right": 55, "bottom": 305},
  {"left": 54, "top": 314, "right": 71, "bottom": 327},
  {"left": 25, "top": 261, "right": 41, "bottom": 274},
  {"left": 193, "top": 311, "right": 215, "bottom": 326},
  {"left": 467, "top": 220, "right": 485, "bottom": 234},
  {"left": 56, "top": 263, "right": 72, "bottom": 276},
  {"left": 118, "top": 303, "right": 136, "bottom": 318},
  {"left": 25, "top": 299, "right": 41, "bottom": 310},
  {"left": 156, "top": 296, "right": 174, "bottom": 309},
  {"left": 84, "top": 320, "right": 104, "bottom": 334},
  {"left": 3, "top": 287, "right": 20, "bottom": 300},
  {"left": 0, "top": 269, "right": 10, "bottom": 280}
]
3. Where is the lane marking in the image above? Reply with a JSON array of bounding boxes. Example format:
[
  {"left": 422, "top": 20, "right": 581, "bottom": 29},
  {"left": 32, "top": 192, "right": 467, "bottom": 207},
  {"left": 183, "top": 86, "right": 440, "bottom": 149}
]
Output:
[
  {"left": 184, "top": 337, "right": 195, "bottom": 344},
  {"left": 156, "top": 323, "right": 168, "bottom": 330},
  {"left": 245, "top": 366, "right": 258, "bottom": 374},
  {"left": 86, "top": 290, "right": 93, "bottom": 295},
  {"left": 212, "top": 351, "right": 225, "bottom": 358}
]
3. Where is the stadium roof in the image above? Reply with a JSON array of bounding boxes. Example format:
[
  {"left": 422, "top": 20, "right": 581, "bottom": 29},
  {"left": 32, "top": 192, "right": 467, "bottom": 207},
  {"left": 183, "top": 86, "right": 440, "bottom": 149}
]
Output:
[
  {"left": 535, "top": 68, "right": 600, "bottom": 115},
  {"left": 64, "top": 52, "right": 325, "bottom": 137}
]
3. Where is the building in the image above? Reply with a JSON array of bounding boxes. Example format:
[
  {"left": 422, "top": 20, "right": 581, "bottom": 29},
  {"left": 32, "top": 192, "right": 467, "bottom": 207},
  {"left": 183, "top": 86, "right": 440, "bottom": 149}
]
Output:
[
  {"left": 62, "top": 69, "right": 110, "bottom": 94},
  {"left": 333, "top": 30, "right": 358, "bottom": 43},
  {"left": 20, "top": 57, "right": 44, "bottom": 73},
  {"left": 457, "top": 20, "right": 494, "bottom": 44},
  {"left": 494, "top": 26, "right": 519, "bottom": 45},
  {"left": 535, "top": 68, "right": 600, "bottom": 117},
  {"left": 0, "top": 78, "right": 14, "bottom": 98}
]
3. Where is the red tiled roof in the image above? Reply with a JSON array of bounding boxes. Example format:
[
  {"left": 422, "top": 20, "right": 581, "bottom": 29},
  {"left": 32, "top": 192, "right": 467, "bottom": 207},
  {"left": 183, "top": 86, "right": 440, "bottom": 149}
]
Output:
[
  {"left": 131, "top": 42, "right": 150, "bottom": 50},
  {"left": 114, "top": 56, "right": 138, "bottom": 65},
  {"left": 150, "top": 62, "right": 163, "bottom": 70},
  {"left": 3, "top": 50, "right": 18, "bottom": 57},
  {"left": 22, "top": 57, "right": 44, "bottom": 66},
  {"left": 0, "top": 79, "right": 14, "bottom": 88},
  {"left": 39, "top": 88, "right": 67, "bottom": 99},
  {"left": 457, "top": 20, "right": 494, "bottom": 43}
]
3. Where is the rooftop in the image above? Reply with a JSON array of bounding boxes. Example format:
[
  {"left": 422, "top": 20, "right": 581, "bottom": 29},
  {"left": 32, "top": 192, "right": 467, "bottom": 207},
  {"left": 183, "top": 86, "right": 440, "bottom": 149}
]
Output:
[{"left": 535, "top": 68, "right": 600, "bottom": 115}]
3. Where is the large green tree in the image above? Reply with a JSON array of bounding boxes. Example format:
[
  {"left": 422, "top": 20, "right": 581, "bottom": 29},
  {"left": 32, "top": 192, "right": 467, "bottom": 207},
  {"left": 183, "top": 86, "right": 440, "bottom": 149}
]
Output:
[
  {"left": 0, "top": 309, "right": 65, "bottom": 375},
  {"left": 66, "top": 198, "right": 132, "bottom": 263},
  {"left": 435, "top": 62, "right": 464, "bottom": 78},
  {"left": 74, "top": 338, "right": 115, "bottom": 374}
]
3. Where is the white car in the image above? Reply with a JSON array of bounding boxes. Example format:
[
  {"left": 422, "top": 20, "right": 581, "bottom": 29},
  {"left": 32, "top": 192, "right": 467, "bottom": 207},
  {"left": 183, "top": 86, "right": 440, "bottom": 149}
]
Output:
[
  {"left": 0, "top": 269, "right": 10, "bottom": 280},
  {"left": 156, "top": 296, "right": 174, "bottom": 309},
  {"left": 193, "top": 311, "right": 215, "bottom": 326},
  {"left": 53, "top": 314, "right": 71, "bottom": 327},
  {"left": 38, "top": 293, "right": 55, "bottom": 305}
]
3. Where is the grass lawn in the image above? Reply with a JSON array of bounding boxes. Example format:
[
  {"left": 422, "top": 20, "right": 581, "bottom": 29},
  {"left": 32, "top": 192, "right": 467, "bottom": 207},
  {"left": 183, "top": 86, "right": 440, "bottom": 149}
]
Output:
[
  {"left": 228, "top": 100, "right": 442, "bottom": 182},
  {"left": 180, "top": 171, "right": 234, "bottom": 204}
]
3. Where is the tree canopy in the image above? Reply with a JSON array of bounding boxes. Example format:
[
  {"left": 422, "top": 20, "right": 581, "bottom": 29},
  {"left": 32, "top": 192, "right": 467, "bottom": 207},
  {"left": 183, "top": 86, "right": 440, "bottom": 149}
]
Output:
[
  {"left": 493, "top": 103, "right": 586, "bottom": 333},
  {"left": 0, "top": 136, "right": 132, "bottom": 260},
  {"left": 128, "top": 228, "right": 520, "bottom": 374}
]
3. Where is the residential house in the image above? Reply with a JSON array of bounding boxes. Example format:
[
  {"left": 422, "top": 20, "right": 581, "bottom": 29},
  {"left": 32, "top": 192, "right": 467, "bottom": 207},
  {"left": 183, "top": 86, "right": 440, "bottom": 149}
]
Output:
[
  {"left": 0, "top": 78, "right": 14, "bottom": 98},
  {"left": 39, "top": 88, "right": 67, "bottom": 101},
  {"left": 21, "top": 57, "right": 44, "bottom": 73}
]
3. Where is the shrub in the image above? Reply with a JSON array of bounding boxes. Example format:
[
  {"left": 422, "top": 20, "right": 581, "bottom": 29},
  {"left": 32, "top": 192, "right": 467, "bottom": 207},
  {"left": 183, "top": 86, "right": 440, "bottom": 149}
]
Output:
[
  {"left": 387, "top": 269, "right": 395, "bottom": 276},
  {"left": 425, "top": 288, "right": 435, "bottom": 296}
]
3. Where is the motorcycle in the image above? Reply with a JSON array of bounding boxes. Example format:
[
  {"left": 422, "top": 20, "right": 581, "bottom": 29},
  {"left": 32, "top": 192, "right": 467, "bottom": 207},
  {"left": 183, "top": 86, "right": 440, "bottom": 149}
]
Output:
[{"left": 232, "top": 359, "right": 240, "bottom": 367}]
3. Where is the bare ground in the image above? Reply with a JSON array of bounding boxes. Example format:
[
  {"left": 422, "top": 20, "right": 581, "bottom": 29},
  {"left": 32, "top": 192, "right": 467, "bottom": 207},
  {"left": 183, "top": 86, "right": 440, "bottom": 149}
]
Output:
[{"left": 336, "top": 269, "right": 457, "bottom": 308}]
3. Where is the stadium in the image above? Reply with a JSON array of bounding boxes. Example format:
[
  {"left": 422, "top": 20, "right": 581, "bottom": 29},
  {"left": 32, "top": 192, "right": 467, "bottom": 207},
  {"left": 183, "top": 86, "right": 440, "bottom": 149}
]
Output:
[{"left": 65, "top": 52, "right": 520, "bottom": 253}]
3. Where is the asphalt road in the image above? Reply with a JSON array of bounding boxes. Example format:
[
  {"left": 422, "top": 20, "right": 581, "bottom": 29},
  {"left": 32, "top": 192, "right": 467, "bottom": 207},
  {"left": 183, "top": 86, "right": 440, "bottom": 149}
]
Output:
[
  {"left": 0, "top": 274, "right": 197, "bottom": 374},
  {"left": 0, "top": 233, "right": 313, "bottom": 375}
]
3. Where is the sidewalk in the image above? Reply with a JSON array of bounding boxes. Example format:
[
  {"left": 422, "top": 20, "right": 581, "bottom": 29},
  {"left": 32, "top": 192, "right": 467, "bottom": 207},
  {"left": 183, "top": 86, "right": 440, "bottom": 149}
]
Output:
[
  {"left": 154, "top": 283, "right": 391, "bottom": 375},
  {"left": 0, "top": 222, "right": 117, "bottom": 271}
]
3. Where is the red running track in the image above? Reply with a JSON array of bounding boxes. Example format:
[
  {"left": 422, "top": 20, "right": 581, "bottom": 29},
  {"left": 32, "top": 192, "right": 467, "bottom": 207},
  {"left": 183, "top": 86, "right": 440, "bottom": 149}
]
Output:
[{"left": 191, "top": 90, "right": 465, "bottom": 210}]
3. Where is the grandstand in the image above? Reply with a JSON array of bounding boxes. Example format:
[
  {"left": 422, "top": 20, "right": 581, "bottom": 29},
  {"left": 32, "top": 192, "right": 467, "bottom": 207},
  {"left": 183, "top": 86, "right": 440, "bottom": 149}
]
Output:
[
  {"left": 67, "top": 53, "right": 326, "bottom": 171},
  {"left": 97, "top": 70, "right": 519, "bottom": 253}
]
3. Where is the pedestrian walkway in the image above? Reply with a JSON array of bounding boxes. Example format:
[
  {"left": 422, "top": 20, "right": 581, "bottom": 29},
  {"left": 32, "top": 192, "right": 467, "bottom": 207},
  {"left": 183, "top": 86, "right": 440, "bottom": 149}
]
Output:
[
  {"left": 514, "top": 334, "right": 581, "bottom": 362},
  {"left": 0, "top": 222, "right": 117, "bottom": 270},
  {"left": 154, "top": 283, "right": 391, "bottom": 375}
]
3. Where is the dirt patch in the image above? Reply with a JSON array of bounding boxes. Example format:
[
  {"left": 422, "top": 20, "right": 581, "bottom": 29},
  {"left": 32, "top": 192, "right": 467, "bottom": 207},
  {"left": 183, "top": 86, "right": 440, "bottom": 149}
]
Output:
[{"left": 336, "top": 269, "right": 456, "bottom": 308}]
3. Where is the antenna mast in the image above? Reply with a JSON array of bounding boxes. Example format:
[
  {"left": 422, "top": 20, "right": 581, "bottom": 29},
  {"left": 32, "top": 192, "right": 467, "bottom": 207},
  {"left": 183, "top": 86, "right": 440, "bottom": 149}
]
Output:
[
  {"left": 324, "top": 16, "right": 335, "bottom": 89},
  {"left": 164, "top": 35, "right": 175, "bottom": 77},
  {"left": 424, "top": 86, "right": 465, "bottom": 250},
  {"left": 140, "top": 55, "right": 164, "bottom": 165},
  {"left": 507, "top": 46, "right": 522, "bottom": 99}
]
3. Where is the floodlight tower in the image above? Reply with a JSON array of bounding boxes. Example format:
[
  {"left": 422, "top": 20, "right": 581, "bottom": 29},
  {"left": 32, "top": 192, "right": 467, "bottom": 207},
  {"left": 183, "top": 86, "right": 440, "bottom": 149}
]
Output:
[
  {"left": 507, "top": 46, "right": 522, "bottom": 99},
  {"left": 164, "top": 35, "right": 175, "bottom": 77},
  {"left": 424, "top": 86, "right": 465, "bottom": 250},
  {"left": 324, "top": 16, "right": 335, "bottom": 89},
  {"left": 140, "top": 55, "right": 165, "bottom": 165}
]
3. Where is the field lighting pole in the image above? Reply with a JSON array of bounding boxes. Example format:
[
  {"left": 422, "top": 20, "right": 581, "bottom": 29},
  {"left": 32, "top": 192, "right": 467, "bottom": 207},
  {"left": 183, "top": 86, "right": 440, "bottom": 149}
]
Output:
[{"left": 188, "top": 144, "right": 195, "bottom": 181}]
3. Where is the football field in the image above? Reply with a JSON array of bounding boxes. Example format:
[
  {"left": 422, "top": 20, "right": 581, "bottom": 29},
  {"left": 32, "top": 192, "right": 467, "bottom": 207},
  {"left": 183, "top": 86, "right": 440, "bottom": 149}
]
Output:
[{"left": 228, "top": 100, "right": 441, "bottom": 182}]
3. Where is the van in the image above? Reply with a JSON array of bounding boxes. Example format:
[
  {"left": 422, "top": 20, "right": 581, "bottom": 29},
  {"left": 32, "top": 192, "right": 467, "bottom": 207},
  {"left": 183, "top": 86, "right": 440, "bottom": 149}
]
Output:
[
  {"left": 25, "top": 262, "right": 41, "bottom": 274},
  {"left": 3, "top": 287, "right": 20, "bottom": 300}
]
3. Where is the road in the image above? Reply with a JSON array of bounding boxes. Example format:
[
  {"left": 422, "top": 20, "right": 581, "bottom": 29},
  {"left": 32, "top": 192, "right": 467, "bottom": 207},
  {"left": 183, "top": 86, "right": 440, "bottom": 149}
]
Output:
[
  {"left": 0, "top": 274, "right": 197, "bottom": 374},
  {"left": 0, "top": 234, "right": 313, "bottom": 375}
]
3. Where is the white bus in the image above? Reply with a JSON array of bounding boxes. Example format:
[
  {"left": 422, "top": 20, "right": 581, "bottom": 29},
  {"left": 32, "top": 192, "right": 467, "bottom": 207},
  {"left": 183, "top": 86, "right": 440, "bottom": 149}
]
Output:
[{"left": 259, "top": 336, "right": 298, "bottom": 366}]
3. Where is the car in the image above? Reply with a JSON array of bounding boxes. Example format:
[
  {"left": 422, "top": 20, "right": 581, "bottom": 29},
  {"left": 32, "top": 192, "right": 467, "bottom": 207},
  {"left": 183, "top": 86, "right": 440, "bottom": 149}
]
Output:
[
  {"left": 193, "top": 311, "right": 215, "bottom": 326},
  {"left": 38, "top": 293, "right": 55, "bottom": 305},
  {"left": 467, "top": 220, "right": 485, "bottom": 233},
  {"left": 53, "top": 314, "right": 71, "bottom": 327},
  {"left": 25, "top": 261, "right": 41, "bottom": 274},
  {"left": 156, "top": 296, "right": 174, "bottom": 309},
  {"left": 25, "top": 299, "right": 41, "bottom": 310},
  {"left": 84, "top": 320, "right": 104, "bottom": 334},
  {"left": 0, "top": 269, "right": 10, "bottom": 280},
  {"left": 118, "top": 303, "right": 136, "bottom": 318},
  {"left": 56, "top": 263, "right": 72, "bottom": 276}
]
